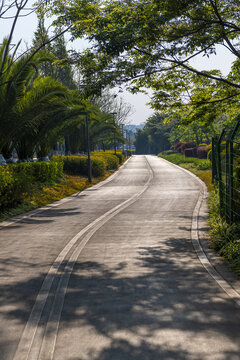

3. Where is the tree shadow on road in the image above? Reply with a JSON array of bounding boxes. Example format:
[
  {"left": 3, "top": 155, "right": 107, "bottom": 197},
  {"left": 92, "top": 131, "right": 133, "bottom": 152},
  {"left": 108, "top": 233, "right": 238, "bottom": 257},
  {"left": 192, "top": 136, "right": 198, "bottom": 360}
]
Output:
[
  {"left": 0, "top": 207, "right": 84, "bottom": 229},
  {"left": 1, "top": 237, "right": 240, "bottom": 360}
]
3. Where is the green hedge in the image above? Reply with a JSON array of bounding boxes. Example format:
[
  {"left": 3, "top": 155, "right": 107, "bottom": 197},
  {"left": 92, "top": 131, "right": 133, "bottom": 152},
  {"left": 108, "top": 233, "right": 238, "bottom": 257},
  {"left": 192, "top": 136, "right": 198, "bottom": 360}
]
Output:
[
  {"left": 92, "top": 152, "right": 119, "bottom": 170},
  {"left": 115, "top": 152, "right": 125, "bottom": 164},
  {"left": 105, "top": 151, "right": 125, "bottom": 164},
  {"left": 58, "top": 155, "right": 105, "bottom": 177},
  {"left": 0, "top": 161, "right": 63, "bottom": 210},
  {"left": 13, "top": 161, "right": 64, "bottom": 182},
  {"left": 94, "top": 151, "right": 125, "bottom": 166}
]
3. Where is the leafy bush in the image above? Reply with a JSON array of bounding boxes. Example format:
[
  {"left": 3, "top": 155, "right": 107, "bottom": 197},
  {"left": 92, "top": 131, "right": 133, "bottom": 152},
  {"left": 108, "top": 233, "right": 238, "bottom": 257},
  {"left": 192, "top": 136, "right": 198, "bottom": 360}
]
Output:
[
  {"left": 104, "top": 150, "right": 125, "bottom": 164},
  {"left": 0, "top": 160, "right": 63, "bottom": 210},
  {"left": 208, "top": 188, "right": 240, "bottom": 274},
  {"left": 184, "top": 148, "right": 197, "bottom": 157},
  {"left": 221, "top": 241, "right": 240, "bottom": 275},
  {"left": 13, "top": 161, "right": 63, "bottom": 183},
  {"left": 197, "top": 146, "right": 208, "bottom": 159},
  {"left": 91, "top": 157, "right": 106, "bottom": 176},
  {"left": 0, "top": 166, "right": 25, "bottom": 209},
  {"left": 174, "top": 142, "right": 196, "bottom": 154},
  {"left": 92, "top": 152, "right": 119, "bottom": 170},
  {"left": 220, "top": 241, "right": 240, "bottom": 260},
  {"left": 197, "top": 159, "right": 211, "bottom": 170},
  {"left": 59, "top": 155, "right": 106, "bottom": 177},
  {"left": 209, "top": 218, "right": 236, "bottom": 251},
  {"left": 115, "top": 152, "right": 125, "bottom": 164},
  {"left": 60, "top": 156, "right": 88, "bottom": 176}
]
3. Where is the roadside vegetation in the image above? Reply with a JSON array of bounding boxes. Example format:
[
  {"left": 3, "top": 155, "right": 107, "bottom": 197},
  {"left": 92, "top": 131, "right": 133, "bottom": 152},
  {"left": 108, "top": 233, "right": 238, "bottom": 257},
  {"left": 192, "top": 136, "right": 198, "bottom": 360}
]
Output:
[
  {"left": 158, "top": 152, "right": 240, "bottom": 276},
  {"left": 0, "top": 151, "right": 126, "bottom": 222}
]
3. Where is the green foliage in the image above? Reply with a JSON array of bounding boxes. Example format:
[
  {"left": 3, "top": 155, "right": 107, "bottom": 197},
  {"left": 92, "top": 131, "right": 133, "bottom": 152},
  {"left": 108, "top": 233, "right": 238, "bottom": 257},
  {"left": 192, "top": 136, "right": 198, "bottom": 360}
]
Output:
[
  {"left": 14, "top": 161, "right": 64, "bottom": 183},
  {"left": 93, "top": 152, "right": 119, "bottom": 170},
  {"left": 105, "top": 150, "right": 125, "bottom": 165},
  {"left": 135, "top": 113, "right": 172, "bottom": 154},
  {"left": 220, "top": 242, "right": 240, "bottom": 275},
  {"left": 158, "top": 153, "right": 211, "bottom": 170},
  {"left": 43, "top": 0, "right": 240, "bottom": 125},
  {"left": 209, "top": 219, "right": 236, "bottom": 251},
  {"left": 55, "top": 151, "right": 125, "bottom": 178},
  {"left": 58, "top": 155, "right": 106, "bottom": 177},
  {"left": 0, "top": 161, "right": 63, "bottom": 210},
  {"left": 208, "top": 188, "right": 240, "bottom": 274},
  {"left": 0, "top": 166, "right": 29, "bottom": 209},
  {"left": 115, "top": 152, "right": 124, "bottom": 164}
]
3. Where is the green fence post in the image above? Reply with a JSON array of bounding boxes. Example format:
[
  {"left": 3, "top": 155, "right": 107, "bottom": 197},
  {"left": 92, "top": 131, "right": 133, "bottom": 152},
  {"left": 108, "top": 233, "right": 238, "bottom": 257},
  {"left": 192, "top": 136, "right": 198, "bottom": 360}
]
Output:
[
  {"left": 225, "top": 140, "right": 230, "bottom": 221},
  {"left": 217, "top": 130, "right": 224, "bottom": 217},
  {"left": 228, "top": 118, "right": 240, "bottom": 223},
  {"left": 229, "top": 140, "right": 234, "bottom": 223},
  {"left": 212, "top": 137, "right": 217, "bottom": 184}
]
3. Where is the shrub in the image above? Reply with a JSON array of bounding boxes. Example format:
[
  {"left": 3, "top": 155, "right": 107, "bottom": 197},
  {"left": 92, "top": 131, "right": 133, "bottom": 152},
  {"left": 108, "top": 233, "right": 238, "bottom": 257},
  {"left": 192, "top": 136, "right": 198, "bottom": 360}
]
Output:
[
  {"left": 0, "top": 160, "right": 63, "bottom": 210},
  {"left": 124, "top": 149, "right": 135, "bottom": 157},
  {"left": 197, "top": 159, "right": 211, "bottom": 170},
  {"left": 14, "top": 161, "right": 63, "bottom": 183},
  {"left": 174, "top": 142, "right": 197, "bottom": 154},
  {"left": 91, "top": 157, "right": 106, "bottom": 177},
  {"left": 209, "top": 218, "right": 235, "bottom": 251},
  {"left": 59, "top": 155, "right": 106, "bottom": 177},
  {"left": 115, "top": 152, "right": 125, "bottom": 164},
  {"left": 92, "top": 152, "right": 119, "bottom": 170},
  {"left": 184, "top": 148, "right": 197, "bottom": 157},
  {"left": 161, "top": 150, "right": 177, "bottom": 155},
  {"left": 220, "top": 241, "right": 240, "bottom": 260},
  {"left": 220, "top": 241, "right": 240, "bottom": 275},
  {"left": 197, "top": 146, "right": 208, "bottom": 159},
  {"left": 174, "top": 142, "right": 185, "bottom": 153},
  {"left": 61, "top": 156, "right": 88, "bottom": 176},
  {"left": 207, "top": 188, "right": 240, "bottom": 274}
]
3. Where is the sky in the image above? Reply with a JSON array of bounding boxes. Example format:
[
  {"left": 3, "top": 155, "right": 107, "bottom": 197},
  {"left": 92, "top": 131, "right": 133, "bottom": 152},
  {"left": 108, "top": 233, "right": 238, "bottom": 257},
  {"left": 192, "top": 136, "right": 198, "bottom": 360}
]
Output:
[{"left": 1, "top": 2, "right": 236, "bottom": 125}]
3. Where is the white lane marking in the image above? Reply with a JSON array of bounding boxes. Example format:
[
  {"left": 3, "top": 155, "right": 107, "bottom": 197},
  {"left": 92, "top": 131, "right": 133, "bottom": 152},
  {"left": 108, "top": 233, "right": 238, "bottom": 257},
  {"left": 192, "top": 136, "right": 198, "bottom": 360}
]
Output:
[
  {"left": 159, "top": 156, "right": 240, "bottom": 305},
  {"left": 13, "top": 156, "right": 153, "bottom": 360}
]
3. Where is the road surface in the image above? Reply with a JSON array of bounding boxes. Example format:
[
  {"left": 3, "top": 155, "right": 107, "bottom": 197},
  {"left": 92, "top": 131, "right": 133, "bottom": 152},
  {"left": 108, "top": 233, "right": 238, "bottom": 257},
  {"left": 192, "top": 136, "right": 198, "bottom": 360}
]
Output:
[{"left": 0, "top": 155, "right": 240, "bottom": 360}]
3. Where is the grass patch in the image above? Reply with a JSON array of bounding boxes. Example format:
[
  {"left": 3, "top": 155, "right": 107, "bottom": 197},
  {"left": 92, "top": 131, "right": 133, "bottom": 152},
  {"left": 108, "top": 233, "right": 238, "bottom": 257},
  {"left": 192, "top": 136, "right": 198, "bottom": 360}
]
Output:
[
  {"left": 158, "top": 152, "right": 213, "bottom": 190},
  {"left": 0, "top": 172, "right": 112, "bottom": 222}
]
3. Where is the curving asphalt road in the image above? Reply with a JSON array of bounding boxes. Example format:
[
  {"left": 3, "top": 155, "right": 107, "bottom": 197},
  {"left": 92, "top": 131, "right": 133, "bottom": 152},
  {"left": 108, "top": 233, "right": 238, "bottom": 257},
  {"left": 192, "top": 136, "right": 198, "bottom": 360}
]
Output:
[{"left": 0, "top": 155, "right": 240, "bottom": 360}]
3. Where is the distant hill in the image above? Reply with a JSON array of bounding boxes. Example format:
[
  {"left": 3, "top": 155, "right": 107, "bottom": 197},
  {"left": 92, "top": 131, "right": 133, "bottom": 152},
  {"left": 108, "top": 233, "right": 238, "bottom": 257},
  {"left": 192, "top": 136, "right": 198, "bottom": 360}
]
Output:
[{"left": 124, "top": 123, "right": 145, "bottom": 134}]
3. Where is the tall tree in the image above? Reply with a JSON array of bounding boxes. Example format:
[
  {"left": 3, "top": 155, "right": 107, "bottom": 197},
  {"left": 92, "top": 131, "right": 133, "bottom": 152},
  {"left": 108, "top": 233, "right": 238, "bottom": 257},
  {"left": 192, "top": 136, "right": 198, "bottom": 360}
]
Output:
[
  {"left": 135, "top": 113, "right": 173, "bottom": 154},
  {"left": 32, "top": 15, "right": 53, "bottom": 77},
  {"left": 51, "top": 30, "right": 77, "bottom": 89}
]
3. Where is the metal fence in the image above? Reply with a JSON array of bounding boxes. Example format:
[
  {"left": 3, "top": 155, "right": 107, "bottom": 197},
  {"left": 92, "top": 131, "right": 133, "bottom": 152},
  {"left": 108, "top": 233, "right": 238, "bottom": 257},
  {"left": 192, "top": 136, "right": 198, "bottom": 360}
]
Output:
[{"left": 212, "top": 118, "right": 240, "bottom": 224}]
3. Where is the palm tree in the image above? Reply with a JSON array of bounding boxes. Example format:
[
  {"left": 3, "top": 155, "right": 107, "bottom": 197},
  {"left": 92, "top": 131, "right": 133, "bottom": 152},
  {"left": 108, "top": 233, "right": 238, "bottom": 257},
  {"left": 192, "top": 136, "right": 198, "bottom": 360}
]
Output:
[{"left": 0, "top": 39, "right": 54, "bottom": 158}]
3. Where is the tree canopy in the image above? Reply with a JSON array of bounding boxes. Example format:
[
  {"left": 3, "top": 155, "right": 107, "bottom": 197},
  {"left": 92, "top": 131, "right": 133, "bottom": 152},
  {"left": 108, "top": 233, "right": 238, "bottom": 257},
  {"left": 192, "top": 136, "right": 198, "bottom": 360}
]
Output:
[{"left": 42, "top": 0, "right": 240, "bottom": 124}]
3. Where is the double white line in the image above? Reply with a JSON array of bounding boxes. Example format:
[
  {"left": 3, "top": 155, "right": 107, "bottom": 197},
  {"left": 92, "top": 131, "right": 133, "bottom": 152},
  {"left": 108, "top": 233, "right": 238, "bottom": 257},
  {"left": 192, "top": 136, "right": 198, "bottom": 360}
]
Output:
[{"left": 13, "top": 156, "right": 154, "bottom": 360}]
